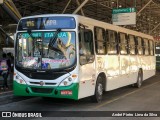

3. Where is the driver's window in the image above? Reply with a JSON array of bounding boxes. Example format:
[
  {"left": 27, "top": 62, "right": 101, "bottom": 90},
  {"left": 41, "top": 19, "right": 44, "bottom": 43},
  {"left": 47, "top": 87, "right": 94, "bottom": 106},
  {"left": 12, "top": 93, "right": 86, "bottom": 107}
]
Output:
[{"left": 79, "top": 28, "right": 94, "bottom": 65}]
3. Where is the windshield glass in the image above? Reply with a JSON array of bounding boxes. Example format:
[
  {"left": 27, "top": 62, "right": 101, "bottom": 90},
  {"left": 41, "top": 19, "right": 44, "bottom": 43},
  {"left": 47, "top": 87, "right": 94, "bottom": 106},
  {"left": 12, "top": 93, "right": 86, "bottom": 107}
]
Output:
[{"left": 16, "top": 31, "right": 76, "bottom": 70}]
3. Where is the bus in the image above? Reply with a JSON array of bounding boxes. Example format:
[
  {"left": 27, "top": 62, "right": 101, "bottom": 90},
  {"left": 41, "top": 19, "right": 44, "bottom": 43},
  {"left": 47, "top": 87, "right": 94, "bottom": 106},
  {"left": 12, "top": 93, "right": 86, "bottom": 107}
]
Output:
[
  {"left": 14, "top": 14, "right": 156, "bottom": 102},
  {"left": 156, "top": 44, "right": 160, "bottom": 70}
]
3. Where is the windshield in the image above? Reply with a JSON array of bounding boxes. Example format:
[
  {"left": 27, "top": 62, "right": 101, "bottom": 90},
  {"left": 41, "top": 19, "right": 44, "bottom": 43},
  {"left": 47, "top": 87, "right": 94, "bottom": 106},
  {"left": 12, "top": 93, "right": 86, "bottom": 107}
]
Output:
[{"left": 16, "top": 31, "right": 76, "bottom": 70}]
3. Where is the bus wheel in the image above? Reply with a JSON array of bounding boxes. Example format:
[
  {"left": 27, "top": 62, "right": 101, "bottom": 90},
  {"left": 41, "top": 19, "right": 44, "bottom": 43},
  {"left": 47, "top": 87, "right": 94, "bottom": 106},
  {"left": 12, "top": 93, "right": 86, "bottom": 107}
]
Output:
[
  {"left": 135, "top": 70, "right": 143, "bottom": 88},
  {"left": 92, "top": 76, "right": 103, "bottom": 103}
]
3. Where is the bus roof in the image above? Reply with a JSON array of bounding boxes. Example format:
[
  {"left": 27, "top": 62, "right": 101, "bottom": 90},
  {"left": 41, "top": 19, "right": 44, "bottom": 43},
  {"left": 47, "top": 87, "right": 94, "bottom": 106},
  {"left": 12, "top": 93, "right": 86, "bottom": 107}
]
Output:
[
  {"left": 78, "top": 15, "right": 154, "bottom": 40},
  {"left": 19, "top": 14, "right": 79, "bottom": 20},
  {"left": 19, "top": 14, "right": 154, "bottom": 40}
]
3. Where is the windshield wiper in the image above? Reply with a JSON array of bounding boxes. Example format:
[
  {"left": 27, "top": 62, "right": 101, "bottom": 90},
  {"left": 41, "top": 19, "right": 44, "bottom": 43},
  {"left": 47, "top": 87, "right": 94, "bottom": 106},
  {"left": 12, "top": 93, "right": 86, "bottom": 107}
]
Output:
[
  {"left": 47, "top": 28, "right": 61, "bottom": 55},
  {"left": 27, "top": 29, "right": 34, "bottom": 39},
  {"left": 26, "top": 29, "right": 39, "bottom": 52}
]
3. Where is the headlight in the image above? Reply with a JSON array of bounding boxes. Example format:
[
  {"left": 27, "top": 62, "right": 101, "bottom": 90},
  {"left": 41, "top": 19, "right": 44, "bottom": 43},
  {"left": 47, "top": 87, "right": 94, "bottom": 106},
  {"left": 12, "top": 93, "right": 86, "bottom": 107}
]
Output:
[
  {"left": 59, "top": 77, "right": 73, "bottom": 86},
  {"left": 14, "top": 74, "right": 26, "bottom": 84}
]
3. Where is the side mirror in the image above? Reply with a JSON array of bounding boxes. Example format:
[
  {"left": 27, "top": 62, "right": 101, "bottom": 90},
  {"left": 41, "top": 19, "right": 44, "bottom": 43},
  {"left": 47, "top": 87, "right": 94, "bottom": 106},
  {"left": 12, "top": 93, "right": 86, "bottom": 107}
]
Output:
[
  {"left": 14, "top": 33, "right": 16, "bottom": 45},
  {"left": 14, "top": 33, "right": 16, "bottom": 40}
]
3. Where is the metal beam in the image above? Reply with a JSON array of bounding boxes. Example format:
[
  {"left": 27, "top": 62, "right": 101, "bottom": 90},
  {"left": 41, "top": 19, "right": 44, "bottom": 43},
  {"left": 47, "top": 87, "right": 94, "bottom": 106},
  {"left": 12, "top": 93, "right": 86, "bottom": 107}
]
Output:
[
  {"left": 1, "top": 0, "right": 22, "bottom": 22},
  {"left": 90, "top": 0, "right": 112, "bottom": 9},
  {"left": 137, "top": 0, "right": 152, "bottom": 16},
  {"left": 76, "top": 0, "right": 85, "bottom": 16},
  {"left": 73, "top": 0, "right": 89, "bottom": 14},
  {"left": 18, "top": 0, "right": 46, "bottom": 9},
  {"left": 149, "top": 22, "right": 160, "bottom": 34},
  {"left": 62, "top": 0, "right": 72, "bottom": 14},
  {"left": 17, "top": 0, "right": 55, "bottom": 13}
]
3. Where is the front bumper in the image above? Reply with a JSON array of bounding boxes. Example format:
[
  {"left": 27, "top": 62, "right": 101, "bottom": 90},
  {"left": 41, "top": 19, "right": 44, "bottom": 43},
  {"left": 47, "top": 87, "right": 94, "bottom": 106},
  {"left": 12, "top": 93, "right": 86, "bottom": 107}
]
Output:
[{"left": 13, "top": 81, "right": 79, "bottom": 100}]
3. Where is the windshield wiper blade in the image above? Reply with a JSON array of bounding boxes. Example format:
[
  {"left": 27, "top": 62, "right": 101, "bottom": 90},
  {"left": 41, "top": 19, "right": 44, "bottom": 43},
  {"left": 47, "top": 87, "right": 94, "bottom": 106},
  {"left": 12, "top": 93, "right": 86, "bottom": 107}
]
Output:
[{"left": 47, "top": 28, "right": 61, "bottom": 55}]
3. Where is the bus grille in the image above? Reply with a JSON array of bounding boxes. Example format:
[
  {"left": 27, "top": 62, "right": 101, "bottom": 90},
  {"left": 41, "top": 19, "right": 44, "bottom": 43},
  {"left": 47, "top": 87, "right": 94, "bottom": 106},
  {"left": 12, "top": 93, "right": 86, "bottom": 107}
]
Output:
[
  {"left": 31, "top": 87, "right": 53, "bottom": 94},
  {"left": 22, "top": 71, "right": 66, "bottom": 80}
]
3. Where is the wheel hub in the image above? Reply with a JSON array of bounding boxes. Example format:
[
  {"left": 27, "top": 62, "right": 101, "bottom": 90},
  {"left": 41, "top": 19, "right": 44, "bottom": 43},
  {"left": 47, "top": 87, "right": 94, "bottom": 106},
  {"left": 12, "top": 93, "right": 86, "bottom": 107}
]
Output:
[{"left": 98, "top": 83, "right": 103, "bottom": 95}]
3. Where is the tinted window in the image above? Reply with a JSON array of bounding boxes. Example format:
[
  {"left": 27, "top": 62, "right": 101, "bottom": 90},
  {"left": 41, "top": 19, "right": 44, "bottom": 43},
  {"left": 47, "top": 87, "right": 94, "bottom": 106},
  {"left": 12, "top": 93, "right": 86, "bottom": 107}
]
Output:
[
  {"left": 137, "top": 37, "right": 143, "bottom": 55},
  {"left": 94, "top": 27, "right": 106, "bottom": 54},
  {"left": 79, "top": 28, "right": 94, "bottom": 65},
  {"left": 128, "top": 35, "right": 136, "bottom": 55},
  {"left": 143, "top": 38, "right": 149, "bottom": 55},
  {"left": 107, "top": 30, "right": 118, "bottom": 54},
  {"left": 149, "top": 40, "right": 154, "bottom": 55},
  {"left": 119, "top": 33, "right": 128, "bottom": 55}
]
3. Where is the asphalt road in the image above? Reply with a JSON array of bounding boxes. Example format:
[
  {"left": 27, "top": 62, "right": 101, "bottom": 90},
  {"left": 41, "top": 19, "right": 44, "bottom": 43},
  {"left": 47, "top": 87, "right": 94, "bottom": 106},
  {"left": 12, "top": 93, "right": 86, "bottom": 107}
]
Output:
[{"left": 0, "top": 72, "right": 160, "bottom": 120}]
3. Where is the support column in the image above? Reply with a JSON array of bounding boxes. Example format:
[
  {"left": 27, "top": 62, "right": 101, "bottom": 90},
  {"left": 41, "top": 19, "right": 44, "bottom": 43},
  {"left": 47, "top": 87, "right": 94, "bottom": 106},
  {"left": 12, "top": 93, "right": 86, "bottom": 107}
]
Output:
[{"left": 149, "top": 23, "right": 160, "bottom": 34}]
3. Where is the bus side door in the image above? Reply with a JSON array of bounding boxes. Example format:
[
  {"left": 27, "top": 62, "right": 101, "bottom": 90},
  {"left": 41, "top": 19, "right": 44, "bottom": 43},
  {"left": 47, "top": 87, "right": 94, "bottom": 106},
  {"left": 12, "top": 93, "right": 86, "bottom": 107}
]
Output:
[{"left": 78, "top": 27, "right": 96, "bottom": 99}]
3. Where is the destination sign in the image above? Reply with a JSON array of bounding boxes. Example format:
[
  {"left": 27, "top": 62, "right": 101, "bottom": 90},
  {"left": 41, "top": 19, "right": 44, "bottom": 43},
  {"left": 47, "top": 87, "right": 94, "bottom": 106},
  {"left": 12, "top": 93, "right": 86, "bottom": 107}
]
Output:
[
  {"left": 112, "top": 7, "right": 136, "bottom": 25},
  {"left": 18, "top": 17, "right": 76, "bottom": 30}
]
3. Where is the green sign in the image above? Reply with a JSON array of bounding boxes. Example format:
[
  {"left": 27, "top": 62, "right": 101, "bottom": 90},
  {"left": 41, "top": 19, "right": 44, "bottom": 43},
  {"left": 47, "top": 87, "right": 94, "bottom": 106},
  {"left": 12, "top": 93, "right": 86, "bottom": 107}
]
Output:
[{"left": 112, "top": 8, "right": 136, "bottom": 14}]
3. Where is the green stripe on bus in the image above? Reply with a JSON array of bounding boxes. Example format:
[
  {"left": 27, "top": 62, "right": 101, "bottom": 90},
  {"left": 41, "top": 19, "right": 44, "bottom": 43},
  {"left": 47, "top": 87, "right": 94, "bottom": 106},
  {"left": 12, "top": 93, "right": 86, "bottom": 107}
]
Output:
[{"left": 13, "top": 81, "right": 79, "bottom": 100}]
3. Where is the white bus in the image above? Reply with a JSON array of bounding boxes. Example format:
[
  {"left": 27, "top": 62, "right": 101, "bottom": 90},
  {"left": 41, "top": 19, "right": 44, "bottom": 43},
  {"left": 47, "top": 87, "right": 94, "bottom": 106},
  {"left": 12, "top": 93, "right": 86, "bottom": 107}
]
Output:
[{"left": 14, "top": 14, "right": 155, "bottom": 102}]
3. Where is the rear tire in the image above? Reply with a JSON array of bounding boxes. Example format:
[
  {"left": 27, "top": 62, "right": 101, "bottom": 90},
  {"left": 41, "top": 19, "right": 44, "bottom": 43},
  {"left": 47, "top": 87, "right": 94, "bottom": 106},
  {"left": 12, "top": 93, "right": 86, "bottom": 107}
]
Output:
[
  {"left": 135, "top": 70, "right": 143, "bottom": 88},
  {"left": 91, "top": 76, "right": 103, "bottom": 103}
]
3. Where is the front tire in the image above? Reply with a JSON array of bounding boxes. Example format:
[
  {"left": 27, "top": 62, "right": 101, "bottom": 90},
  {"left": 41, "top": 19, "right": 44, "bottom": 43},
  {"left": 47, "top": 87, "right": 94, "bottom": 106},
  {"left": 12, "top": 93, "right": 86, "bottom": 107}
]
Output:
[{"left": 91, "top": 76, "right": 103, "bottom": 103}]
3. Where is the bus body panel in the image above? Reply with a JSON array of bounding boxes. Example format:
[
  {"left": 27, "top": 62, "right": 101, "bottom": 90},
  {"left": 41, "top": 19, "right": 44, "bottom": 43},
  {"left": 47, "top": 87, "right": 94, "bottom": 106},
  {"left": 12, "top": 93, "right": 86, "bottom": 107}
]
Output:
[
  {"left": 106, "top": 72, "right": 138, "bottom": 91},
  {"left": 129, "top": 55, "right": 139, "bottom": 72},
  {"left": 120, "top": 55, "right": 130, "bottom": 75},
  {"left": 78, "top": 61, "right": 96, "bottom": 99}
]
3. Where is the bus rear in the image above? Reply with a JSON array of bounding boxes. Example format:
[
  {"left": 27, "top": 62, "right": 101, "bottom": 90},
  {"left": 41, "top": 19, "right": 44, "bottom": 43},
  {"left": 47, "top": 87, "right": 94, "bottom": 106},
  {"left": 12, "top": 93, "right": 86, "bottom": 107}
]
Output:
[{"left": 14, "top": 15, "right": 79, "bottom": 100}]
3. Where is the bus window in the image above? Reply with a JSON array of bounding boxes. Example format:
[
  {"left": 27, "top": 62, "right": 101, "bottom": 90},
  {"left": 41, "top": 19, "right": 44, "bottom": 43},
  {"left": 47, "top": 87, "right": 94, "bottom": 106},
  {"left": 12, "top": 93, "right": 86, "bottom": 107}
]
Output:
[
  {"left": 94, "top": 27, "right": 106, "bottom": 54},
  {"left": 119, "top": 33, "right": 128, "bottom": 55},
  {"left": 128, "top": 35, "right": 136, "bottom": 55},
  {"left": 143, "top": 38, "right": 149, "bottom": 55},
  {"left": 149, "top": 40, "right": 154, "bottom": 55},
  {"left": 79, "top": 29, "right": 94, "bottom": 65},
  {"left": 107, "top": 30, "right": 118, "bottom": 54},
  {"left": 137, "top": 37, "right": 143, "bottom": 55}
]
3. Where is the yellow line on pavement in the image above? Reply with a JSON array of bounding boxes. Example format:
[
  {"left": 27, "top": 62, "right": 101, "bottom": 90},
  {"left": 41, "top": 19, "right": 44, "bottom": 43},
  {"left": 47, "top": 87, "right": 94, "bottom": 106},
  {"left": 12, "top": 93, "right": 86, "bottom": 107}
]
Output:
[{"left": 92, "top": 80, "right": 160, "bottom": 110}]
